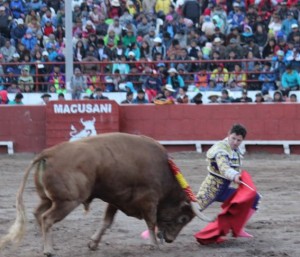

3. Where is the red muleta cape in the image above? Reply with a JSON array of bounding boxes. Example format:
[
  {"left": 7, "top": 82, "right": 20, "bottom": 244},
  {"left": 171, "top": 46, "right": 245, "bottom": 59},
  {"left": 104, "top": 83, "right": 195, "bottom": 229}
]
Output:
[{"left": 194, "top": 171, "right": 257, "bottom": 245}]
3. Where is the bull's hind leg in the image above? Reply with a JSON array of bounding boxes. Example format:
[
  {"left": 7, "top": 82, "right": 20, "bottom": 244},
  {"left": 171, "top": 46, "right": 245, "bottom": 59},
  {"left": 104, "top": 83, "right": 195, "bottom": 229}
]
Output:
[
  {"left": 41, "top": 200, "right": 79, "bottom": 257},
  {"left": 34, "top": 198, "right": 52, "bottom": 228},
  {"left": 88, "top": 203, "right": 118, "bottom": 251}
]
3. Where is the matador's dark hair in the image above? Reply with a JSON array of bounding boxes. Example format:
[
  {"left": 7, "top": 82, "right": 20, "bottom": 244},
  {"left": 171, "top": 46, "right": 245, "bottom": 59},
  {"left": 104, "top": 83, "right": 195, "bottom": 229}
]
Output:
[{"left": 229, "top": 124, "right": 247, "bottom": 139}]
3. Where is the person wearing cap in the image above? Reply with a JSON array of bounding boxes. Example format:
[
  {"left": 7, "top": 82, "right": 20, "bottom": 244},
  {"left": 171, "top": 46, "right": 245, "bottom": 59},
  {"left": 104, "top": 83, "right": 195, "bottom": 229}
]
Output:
[
  {"left": 8, "top": 92, "right": 24, "bottom": 105},
  {"left": 151, "top": 36, "right": 166, "bottom": 59},
  {"left": 211, "top": 37, "right": 226, "bottom": 59},
  {"left": 10, "top": 18, "right": 27, "bottom": 45},
  {"left": 4, "top": 67, "right": 18, "bottom": 90},
  {"left": 40, "top": 93, "right": 51, "bottom": 105},
  {"left": 166, "top": 67, "right": 184, "bottom": 92},
  {"left": 154, "top": 84, "right": 176, "bottom": 104},
  {"left": 225, "top": 37, "right": 244, "bottom": 59},
  {"left": 227, "top": 2, "right": 245, "bottom": 33},
  {"left": 235, "top": 90, "right": 253, "bottom": 103},
  {"left": 143, "top": 26, "right": 157, "bottom": 49},
  {"left": 271, "top": 50, "right": 287, "bottom": 82},
  {"left": 281, "top": 12, "right": 297, "bottom": 37},
  {"left": 280, "top": 63, "right": 300, "bottom": 96},
  {"left": 287, "top": 23, "right": 300, "bottom": 43}
]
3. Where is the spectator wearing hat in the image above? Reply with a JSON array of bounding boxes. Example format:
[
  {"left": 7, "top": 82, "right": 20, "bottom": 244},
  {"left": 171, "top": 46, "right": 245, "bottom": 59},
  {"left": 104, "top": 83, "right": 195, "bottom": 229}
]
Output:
[
  {"left": 10, "top": 18, "right": 27, "bottom": 45},
  {"left": 281, "top": 12, "right": 298, "bottom": 37},
  {"left": 227, "top": 2, "right": 245, "bottom": 32},
  {"left": 154, "top": 84, "right": 176, "bottom": 104},
  {"left": 4, "top": 67, "right": 18, "bottom": 90},
  {"left": 225, "top": 37, "right": 244, "bottom": 59},
  {"left": 210, "top": 63, "right": 229, "bottom": 91},
  {"left": 235, "top": 89, "right": 253, "bottom": 103},
  {"left": 166, "top": 67, "right": 184, "bottom": 92},
  {"left": 280, "top": 64, "right": 300, "bottom": 96},
  {"left": 259, "top": 62, "right": 276, "bottom": 94},
  {"left": 211, "top": 37, "right": 226, "bottom": 59},
  {"left": 42, "top": 18, "right": 55, "bottom": 37},
  {"left": 208, "top": 93, "right": 220, "bottom": 103},
  {"left": 108, "top": 0, "right": 122, "bottom": 19},
  {"left": 287, "top": 23, "right": 300, "bottom": 43},
  {"left": 9, "top": 92, "right": 24, "bottom": 105},
  {"left": 103, "top": 30, "right": 120, "bottom": 50},
  {"left": 271, "top": 50, "right": 287, "bottom": 81},
  {"left": 133, "top": 89, "right": 149, "bottom": 104},
  {"left": 18, "top": 66, "right": 34, "bottom": 92},
  {"left": 152, "top": 36, "right": 166, "bottom": 60},
  {"left": 40, "top": 93, "right": 51, "bottom": 105}
]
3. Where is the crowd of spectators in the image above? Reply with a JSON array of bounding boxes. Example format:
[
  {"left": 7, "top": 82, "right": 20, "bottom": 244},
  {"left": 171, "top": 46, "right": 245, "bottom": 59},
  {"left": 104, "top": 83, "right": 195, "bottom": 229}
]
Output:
[{"left": 1, "top": 0, "right": 300, "bottom": 104}]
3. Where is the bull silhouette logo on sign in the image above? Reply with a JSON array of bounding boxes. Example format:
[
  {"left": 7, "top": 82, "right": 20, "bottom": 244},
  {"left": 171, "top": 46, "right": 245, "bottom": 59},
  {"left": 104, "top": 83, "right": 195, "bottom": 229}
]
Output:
[{"left": 69, "top": 117, "right": 97, "bottom": 142}]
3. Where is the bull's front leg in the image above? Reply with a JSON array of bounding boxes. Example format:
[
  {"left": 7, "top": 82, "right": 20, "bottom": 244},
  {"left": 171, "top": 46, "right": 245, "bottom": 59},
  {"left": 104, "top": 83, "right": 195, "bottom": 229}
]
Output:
[{"left": 88, "top": 204, "right": 118, "bottom": 250}]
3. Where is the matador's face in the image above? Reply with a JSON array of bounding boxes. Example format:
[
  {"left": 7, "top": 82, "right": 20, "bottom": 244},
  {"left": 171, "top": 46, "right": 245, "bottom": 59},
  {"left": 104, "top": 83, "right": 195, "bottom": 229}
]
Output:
[{"left": 228, "top": 133, "right": 243, "bottom": 150}]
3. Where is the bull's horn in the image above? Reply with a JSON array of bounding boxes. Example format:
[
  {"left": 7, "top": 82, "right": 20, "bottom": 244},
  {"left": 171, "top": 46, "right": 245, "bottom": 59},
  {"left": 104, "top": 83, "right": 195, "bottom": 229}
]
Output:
[
  {"left": 80, "top": 118, "right": 84, "bottom": 124},
  {"left": 92, "top": 117, "right": 96, "bottom": 122},
  {"left": 190, "top": 201, "right": 214, "bottom": 222}
]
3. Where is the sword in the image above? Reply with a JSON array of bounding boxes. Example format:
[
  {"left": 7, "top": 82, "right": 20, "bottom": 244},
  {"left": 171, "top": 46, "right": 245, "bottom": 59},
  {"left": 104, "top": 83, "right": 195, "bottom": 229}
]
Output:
[{"left": 240, "top": 181, "right": 263, "bottom": 198}]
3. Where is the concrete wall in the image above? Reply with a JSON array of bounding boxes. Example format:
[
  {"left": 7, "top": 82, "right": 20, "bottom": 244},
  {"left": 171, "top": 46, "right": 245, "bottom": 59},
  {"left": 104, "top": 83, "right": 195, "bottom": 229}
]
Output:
[{"left": 1, "top": 103, "right": 300, "bottom": 154}]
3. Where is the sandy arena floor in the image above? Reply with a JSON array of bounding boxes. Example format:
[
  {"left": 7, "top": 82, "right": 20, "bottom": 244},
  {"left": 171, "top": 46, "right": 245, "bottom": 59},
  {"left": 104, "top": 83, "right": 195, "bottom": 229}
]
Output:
[{"left": 0, "top": 152, "right": 299, "bottom": 257}]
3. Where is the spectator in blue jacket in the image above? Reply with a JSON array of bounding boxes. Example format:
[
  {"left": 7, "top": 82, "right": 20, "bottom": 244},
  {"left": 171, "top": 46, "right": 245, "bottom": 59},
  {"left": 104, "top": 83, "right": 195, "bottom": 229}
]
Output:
[
  {"left": 281, "top": 12, "right": 298, "bottom": 37},
  {"left": 21, "top": 28, "right": 37, "bottom": 51},
  {"left": 259, "top": 62, "right": 276, "bottom": 94},
  {"left": 10, "top": 0, "right": 26, "bottom": 19},
  {"left": 10, "top": 18, "right": 27, "bottom": 45}
]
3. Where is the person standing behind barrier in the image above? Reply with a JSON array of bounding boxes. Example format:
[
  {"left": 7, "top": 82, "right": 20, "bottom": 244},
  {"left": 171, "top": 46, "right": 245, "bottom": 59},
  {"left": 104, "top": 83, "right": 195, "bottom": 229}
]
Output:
[
  {"left": 70, "top": 67, "right": 88, "bottom": 100},
  {"left": 258, "top": 62, "right": 276, "bottom": 94}
]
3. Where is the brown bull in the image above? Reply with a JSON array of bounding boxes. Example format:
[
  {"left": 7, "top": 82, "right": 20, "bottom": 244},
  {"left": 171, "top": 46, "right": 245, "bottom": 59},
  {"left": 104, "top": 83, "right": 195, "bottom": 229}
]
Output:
[{"left": 0, "top": 133, "right": 208, "bottom": 256}]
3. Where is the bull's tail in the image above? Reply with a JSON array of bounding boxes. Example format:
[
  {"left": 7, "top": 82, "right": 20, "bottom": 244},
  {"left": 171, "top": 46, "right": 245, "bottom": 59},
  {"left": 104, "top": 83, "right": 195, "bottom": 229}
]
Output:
[{"left": 0, "top": 156, "right": 42, "bottom": 250}]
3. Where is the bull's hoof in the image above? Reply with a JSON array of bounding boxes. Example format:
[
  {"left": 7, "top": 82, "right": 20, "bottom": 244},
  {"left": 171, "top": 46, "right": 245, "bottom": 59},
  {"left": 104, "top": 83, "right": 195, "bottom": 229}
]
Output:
[{"left": 88, "top": 240, "right": 99, "bottom": 251}]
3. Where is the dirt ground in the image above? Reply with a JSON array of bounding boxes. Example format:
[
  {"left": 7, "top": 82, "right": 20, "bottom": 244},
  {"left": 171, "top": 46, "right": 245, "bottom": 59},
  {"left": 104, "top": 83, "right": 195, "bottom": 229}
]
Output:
[{"left": 0, "top": 152, "right": 299, "bottom": 257}]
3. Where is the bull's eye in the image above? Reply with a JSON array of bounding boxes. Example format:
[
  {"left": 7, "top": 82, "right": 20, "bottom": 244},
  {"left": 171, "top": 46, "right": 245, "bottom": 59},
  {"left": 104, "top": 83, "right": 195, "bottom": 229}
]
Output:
[{"left": 177, "top": 215, "right": 190, "bottom": 224}]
